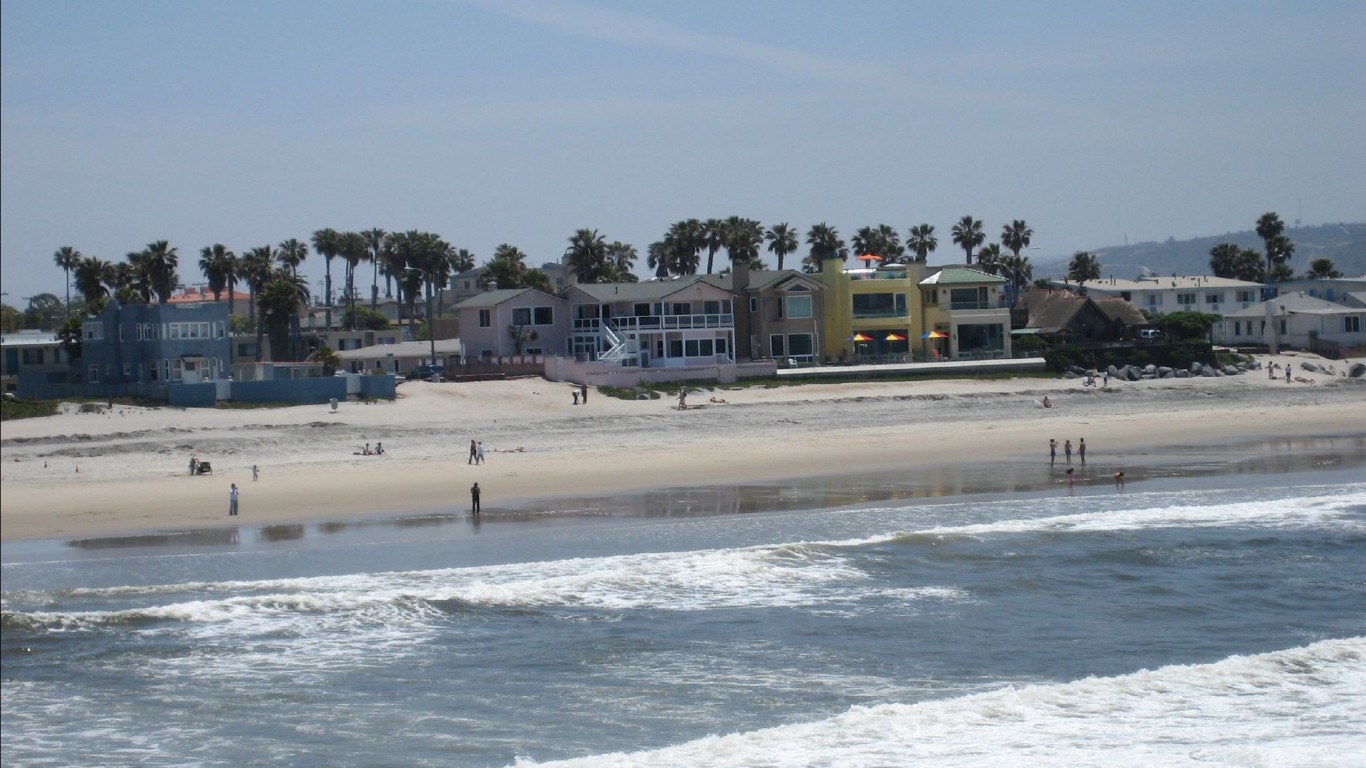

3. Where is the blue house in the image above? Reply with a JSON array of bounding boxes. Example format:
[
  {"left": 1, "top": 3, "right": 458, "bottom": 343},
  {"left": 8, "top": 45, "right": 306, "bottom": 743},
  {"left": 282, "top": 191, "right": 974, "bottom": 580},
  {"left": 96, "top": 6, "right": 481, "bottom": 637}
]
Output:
[{"left": 77, "top": 300, "right": 231, "bottom": 399}]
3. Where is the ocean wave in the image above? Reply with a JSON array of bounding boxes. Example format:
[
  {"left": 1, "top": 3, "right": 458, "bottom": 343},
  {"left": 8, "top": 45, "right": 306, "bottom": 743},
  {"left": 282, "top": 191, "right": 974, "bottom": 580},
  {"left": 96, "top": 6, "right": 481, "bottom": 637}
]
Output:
[{"left": 513, "top": 636, "right": 1366, "bottom": 767}]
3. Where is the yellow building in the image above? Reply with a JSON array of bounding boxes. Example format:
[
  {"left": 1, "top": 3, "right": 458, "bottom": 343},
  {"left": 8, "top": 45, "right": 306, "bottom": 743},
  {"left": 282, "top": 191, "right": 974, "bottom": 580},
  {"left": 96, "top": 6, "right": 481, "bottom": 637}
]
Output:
[{"left": 817, "top": 258, "right": 1012, "bottom": 362}]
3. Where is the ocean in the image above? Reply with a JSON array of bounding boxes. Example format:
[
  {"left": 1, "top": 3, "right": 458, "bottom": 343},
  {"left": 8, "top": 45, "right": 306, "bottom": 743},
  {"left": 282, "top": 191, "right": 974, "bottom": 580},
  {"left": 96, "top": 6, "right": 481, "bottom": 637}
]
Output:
[{"left": 3, "top": 452, "right": 1364, "bottom": 767}]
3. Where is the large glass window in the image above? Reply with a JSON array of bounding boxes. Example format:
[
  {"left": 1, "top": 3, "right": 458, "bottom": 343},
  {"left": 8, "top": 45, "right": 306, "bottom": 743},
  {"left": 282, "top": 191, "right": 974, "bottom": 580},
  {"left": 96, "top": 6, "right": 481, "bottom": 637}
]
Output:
[
  {"left": 786, "top": 295, "right": 813, "bottom": 318},
  {"left": 478, "top": 309, "right": 491, "bottom": 328},
  {"left": 533, "top": 307, "right": 553, "bottom": 325},
  {"left": 788, "top": 333, "right": 814, "bottom": 356},
  {"left": 512, "top": 308, "right": 531, "bottom": 326},
  {"left": 770, "top": 334, "right": 785, "bottom": 357},
  {"left": 852, "top": 293, "right": 906, "bottom": 318}
]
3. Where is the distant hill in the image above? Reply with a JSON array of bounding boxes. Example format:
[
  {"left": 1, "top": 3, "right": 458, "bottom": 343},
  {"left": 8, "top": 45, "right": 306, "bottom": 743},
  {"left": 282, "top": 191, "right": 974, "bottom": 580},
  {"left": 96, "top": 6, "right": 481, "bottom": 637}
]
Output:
[{"left": 1033, "top": 222, "right": 1366, "bottom": 281}]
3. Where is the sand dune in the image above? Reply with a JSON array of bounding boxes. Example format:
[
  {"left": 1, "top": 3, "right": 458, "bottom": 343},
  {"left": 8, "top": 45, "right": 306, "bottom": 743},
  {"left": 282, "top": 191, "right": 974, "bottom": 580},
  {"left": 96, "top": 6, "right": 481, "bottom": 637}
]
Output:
[{"left": 2, "top": 352, "right": 1362, "bottom": 542}]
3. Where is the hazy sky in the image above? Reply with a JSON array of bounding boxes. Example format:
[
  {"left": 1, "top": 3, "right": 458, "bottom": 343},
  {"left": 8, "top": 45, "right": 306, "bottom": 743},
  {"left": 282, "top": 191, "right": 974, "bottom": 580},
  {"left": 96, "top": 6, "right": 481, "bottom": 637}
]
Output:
[{"left": 3, "top": 0, "right": 1364, "bottom": 305}]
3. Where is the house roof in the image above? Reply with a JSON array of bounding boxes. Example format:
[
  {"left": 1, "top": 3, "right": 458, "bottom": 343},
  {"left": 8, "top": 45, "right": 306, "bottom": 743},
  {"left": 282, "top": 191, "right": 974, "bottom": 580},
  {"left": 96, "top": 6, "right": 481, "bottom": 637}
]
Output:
[
  {"left": 569, "top": 276, "right": 730, "bottom": 303},
  {"left": 697, "top": 269, "right": 824, "bottom": 293},
  {"left": 168, "top": 288, "right": 251, "bottom": 304},
  {"left": 1092, "top": 296, "right": 1148, "bottom": 325},
  {"left": 451, "top": 288, "right": 544, "bottom": 309},
  {"left": 920, "top": 266, "right": 1006, "bottom": 286},
  {"left": 1220, "top": 292, "right": 1365, "bottom": 319},
  {"left": 1083, "top": 275, "right": 1262, "bottom": 291},
  {"left": 1022, "top": 290, "right": 1086, "bottom": 333}
]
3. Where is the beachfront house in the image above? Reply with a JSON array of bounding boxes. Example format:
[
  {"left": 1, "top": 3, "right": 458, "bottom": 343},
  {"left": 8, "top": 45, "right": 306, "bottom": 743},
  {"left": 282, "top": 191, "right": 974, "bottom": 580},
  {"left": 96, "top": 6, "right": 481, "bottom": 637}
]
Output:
[
  {"left": 33, "top": 299, "right": 233, "bottom": 400},
  {"left": 701, "top": 268, "right": 826, "bottom": 366},
  {"left": 1017, "top": 289, "right": 1150, "bottom": 344},
  {"left": 452, "top": 288, "right": 569, "bottom": 361},
  {"left": 1, "top": 330, "right": 71, "bottom": 395},
  {"left": 1072, "top": 275, "right": 1265, "bottom": 316},
  {"left": 816, "top": 258, "right": 1013, "bottom": 362},
  {"left": 1213, "top": 292, "right": 1366, "bottom": 356},
  {"left": 563, "top": 278, "right": 737, "bottom": 369}
]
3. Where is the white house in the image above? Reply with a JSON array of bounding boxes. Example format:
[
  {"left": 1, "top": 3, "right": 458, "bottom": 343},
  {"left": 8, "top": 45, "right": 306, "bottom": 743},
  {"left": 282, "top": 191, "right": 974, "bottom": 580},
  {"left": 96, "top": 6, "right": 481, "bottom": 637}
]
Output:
[
  {"left": 1212, "top": 292, "right": 1366, "bottom": 352},
  {"left": 1069, "top": 275, "right": 1265, "bottom": 316}
]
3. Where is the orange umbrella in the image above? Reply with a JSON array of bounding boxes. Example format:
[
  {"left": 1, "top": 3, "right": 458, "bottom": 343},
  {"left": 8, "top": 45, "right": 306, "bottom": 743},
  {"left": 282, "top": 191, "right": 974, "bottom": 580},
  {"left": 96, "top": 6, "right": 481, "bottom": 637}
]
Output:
[
  {"left": 855, "top": 253, "right": 882, "bottom": 263},
  {"left": 885, "top": 333, "right": 906, "bottom": 341},
  {"left": 851, "top": 333, "right": 873, "bottom": 342}
]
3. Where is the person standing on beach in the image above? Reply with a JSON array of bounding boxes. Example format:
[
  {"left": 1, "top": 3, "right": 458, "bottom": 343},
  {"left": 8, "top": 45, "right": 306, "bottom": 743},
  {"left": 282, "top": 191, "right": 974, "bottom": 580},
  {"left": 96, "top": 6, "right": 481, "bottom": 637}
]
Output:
[
  {"left": 573, "top": 389, "right": 580, "bottom": 405},
  {"left": 252, "top": 464, "right": 259, "bottom": 482},
  {"left": 1114, "top": 471, "right": 1125, "bottom": 489},
  {"left": 469, "top": 439, "right": 477, "bottom": 465},
  {"left": 1049, "top": 438, "right": 1058, "bottom": 465},
  {"left": 470, "top": 482, "right": 481, "bottom": 515},
  {"left": 1064, "top": 439, "right": 1073, "bottom": 464},
  {"left": 1078, "top": 438, "right": 1086, "bottom": 465},
  {"left": 189, "top": 456, "right": 198, "bottom": 476},
  {"left": 475, "top": 441, "right": 486, "bottom": 465},
  {"left": 580, "top": 383, "right": 588, "bottom": 404},
  {"left": 229, "top": 483, "right": 239, "bottom": 516},
  {"left": 1286, "top": 366, "right": 1292, "bottom": 383},
  {"left": 679, "top": 388, "right": 688, "bottom": 410}
]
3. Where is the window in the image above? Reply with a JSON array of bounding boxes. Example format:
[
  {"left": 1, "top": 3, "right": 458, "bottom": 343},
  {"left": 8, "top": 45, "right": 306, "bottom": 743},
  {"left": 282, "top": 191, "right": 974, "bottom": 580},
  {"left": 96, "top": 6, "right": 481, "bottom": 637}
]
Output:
[
  {"left": 172, "top": 359, "right": 183, "bottom": 381},
  {"left": 21, "top": 348, "right": 44, "bottom": 364},
  {"left": 1204, "top": 293, "right": 1222, "bottom": 306},
  {"left": 1237, "top": 290, "right": 1256, "bottom": 303},
  {"left": 671, "top": 302, "right": 691, "bottom": 316},
  {"left": 669, "top": 339, "right": 683, "bottom": 358},
  {"left": 123, "top": 362, "right": 132, "bottom": 377},
  {"left": 1147, "top": 294, "right": 1163, "bottom": 307},
  {"left": 118, "top": 324, "right": 125, "bottom": 341},
  {"left": 1233, "top": 321, "right": 1242, "bottom": 336},
  {"left": 87, "top": 365, "right": 99, "bottom": 383},
  {"left": 512, "top": 308, "right": 531, "bottom": 326},
  {"left": 478, "top": 309, "right": 492, "bottom": 328},
  {"left": 83, "top": 322, "right": 103, "bottom": 341},
  {"left": 1347, "top": 316, "right": 1362, "bottom": 333},
  {"left": 788, "top": 333, "right": 814, "bottom": 357},
  {"left": 749, "top": 297, "right": 759, "bottom": 313},
  {"left": 634, "top": 303, "right": 652, "bottom": 317},
  {"left": 533, "top": 306, "right": 553, "bottom": 325},
  {"left": 770, "top": 334, "right": 785, "bottom": 357},
  {"left": 1177, "top": 293, "right": 1196, "bottom": 305},
  {"left": 704, "top": 300, "right": 722, "bottom": 315},
  {"left": 786, "top": 295, "right": 813, "bottom": 318},
  {"left": 852, "top": 293, "right": 906, "bottom": 317},
  {"left": 683, "top": 338, "right": 715, "bottom": 357}
]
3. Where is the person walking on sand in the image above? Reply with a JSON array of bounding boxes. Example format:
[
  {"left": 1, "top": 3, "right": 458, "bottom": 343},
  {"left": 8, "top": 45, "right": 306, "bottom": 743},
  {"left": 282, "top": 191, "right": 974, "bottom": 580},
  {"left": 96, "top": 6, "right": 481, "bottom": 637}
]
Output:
[
  {"left": 1049, "top": 438, "right": 1058, "bottom": 465},
  {"left": 1078, "top": 438, "right": 1086, "bottom": 465},
  {"left": 470, "top": 482, "right": 481, "bottom": 515},
  {"left": 469, "top": 439, "right": 477, "bottom": 465},
  {"left": 1064, "top": 439, "right": 1073, "bottom": 465},
  {"left": 475, "top": 441, "right": 486, "bottom": 465},
  {"left": 229, "top": 483, "right": 239, "bottom": 516},
  {"left": 252, "top": 464, "right": 259, "bottom": 482},
  {"left": 679, "top": 388, "right": 688, "bottom": 410}
]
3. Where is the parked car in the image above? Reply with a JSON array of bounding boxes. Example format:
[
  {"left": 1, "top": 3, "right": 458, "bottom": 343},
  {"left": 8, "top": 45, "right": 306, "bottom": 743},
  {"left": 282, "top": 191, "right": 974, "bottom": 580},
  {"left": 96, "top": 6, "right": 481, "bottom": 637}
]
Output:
[
  {"left": 1137, "top": 328, "right": 1167, "bottom": 341},
  {"left": 405, "top": 365, "right": 446, "bottom": 381}
]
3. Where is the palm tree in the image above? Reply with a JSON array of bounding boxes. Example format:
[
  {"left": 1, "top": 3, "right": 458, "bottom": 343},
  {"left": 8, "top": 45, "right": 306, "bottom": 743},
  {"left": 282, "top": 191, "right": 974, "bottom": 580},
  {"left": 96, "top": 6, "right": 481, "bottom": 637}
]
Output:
[
  {"left": 702, "top": 217, "right": 727, "bottom": 274},
  {"left": 74, "top": 256, "right": 111, "bottom": 314},
  {"left": 976, "top": 244, "right": 1004, "bottom": 276},
  {"left": 335, "top": 231, "right": 369, "bottom": 330},
  {"left": 138, "top": 241, "right": 180, "bottom": 303},
  {"left": 565, "top": 228, "right": 609, "bottom": 283},
  {"left": 803, "top": 222, "right": 846, "bottom": 272},
  {"left": 123, "top": 250, "right": 154, "bottom": 304},
  {"left": 198, "top": 244, "right": 236, "bottom": 301},
  {"left": 53, "top": 246, "right": 82, "bottom": 318},
  {"left": 1255, "top": 212, "right": 1296, "bottom": 282},
  {"left": 1001, "top": 220, "right": 1033, "bottom": 263},
  {"left": 310, "top": 228, "right": 341, "bottom": 327},
  {"left": 482, "top": 243, "right": 530, "bottom": 290},
  {"left": 1067, "top": 251, "right": 1101, "bottom": 287},
  {"left": 723, "top": 216, "right": 765, "bottom": 270},
  {"left": 1209, "top": 243, "right": 1265, "bottom": 282},
  {"left": 663, "top": 219, "right": 704, "bottom": 276},
  {"left": 240, "top": 246, "right": 275, "bottom": 360},
  {"left": 647, "top": 241, "right": 671, "bottom": 278},
  {"left": 1001, "top": 253, "right": 1033, "bottom": 304},
  {"left": 765, "top": 223, "right": 798, "bottom": 270},
  {"left": 603, "top": 241, "right": 638, "bottom": 282},
  {"left": 906, "top": 224, "right": 938, "bottom": 262},
  {"left": 1306, "top": 258, "right": 1341, "bottom": 279},
  {"left": 950, "top": 216, "right": 985, "bottom": 264},
  {"left": 276, "top": 238, "right": 308, "bottom": 277},
  {"left": 363, "top": 228, "right": 386, "bottom": 312},
  {"left": 257, "top": 267, "right": 310, "bottom": 362},
  {"left": 851, "top": 224, "right": 903, "bottom": 263}
]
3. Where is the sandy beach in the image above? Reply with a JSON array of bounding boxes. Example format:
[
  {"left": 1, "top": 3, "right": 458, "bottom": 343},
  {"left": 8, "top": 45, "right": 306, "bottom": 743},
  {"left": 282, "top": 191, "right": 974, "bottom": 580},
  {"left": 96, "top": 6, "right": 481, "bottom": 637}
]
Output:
[{"left": 2, "top": 351, "right": 1363, "bottom": 543}]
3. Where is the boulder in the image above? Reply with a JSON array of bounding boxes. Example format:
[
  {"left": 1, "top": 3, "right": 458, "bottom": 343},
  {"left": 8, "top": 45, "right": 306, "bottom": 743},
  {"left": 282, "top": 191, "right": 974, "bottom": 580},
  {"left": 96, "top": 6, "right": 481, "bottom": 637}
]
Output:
[
  {"left": 1350, "top": 363, "right": 1366, "bottom": 378},
  {"left": 1175, "top": 368, "right": 1189, "bottom": 378},
  {"left": 1189, "top": 361, "right": 1204, "bottom": 375},
  {"left": 1157, "top": 366, "right": 1174, "bottom": 378},
  {"left": 1223, "top": 365, "right": 1241, "bottom": 376}
]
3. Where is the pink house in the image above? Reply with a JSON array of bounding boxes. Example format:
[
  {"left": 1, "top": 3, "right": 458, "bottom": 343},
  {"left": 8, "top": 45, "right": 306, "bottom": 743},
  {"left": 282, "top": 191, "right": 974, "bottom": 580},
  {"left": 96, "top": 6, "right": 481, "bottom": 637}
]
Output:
[{"left": 453, "top": 288, "right": 569, "bottom": 360}]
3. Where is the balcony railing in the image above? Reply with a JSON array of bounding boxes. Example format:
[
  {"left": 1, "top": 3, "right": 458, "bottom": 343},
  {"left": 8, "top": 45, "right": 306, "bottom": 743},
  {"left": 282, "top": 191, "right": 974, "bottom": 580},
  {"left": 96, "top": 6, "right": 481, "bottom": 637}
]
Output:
[{"left": 574, "top": 314, "right": 733, "bottom": 332}]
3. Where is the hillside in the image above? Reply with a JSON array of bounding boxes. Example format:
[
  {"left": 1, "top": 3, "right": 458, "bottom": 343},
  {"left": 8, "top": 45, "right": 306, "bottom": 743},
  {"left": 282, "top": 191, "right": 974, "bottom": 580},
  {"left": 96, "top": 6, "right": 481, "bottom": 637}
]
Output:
[{"left": 1033, "top": 222, "right": 1366, "bottom": 281}]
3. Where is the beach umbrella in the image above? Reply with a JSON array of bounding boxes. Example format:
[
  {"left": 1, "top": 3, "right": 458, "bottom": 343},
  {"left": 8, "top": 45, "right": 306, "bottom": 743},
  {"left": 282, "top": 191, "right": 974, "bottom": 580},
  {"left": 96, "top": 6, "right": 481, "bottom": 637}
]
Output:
[
  {"left": 851, "top": 333, "right": 873, "bottom": 342},
  {"left": 922, "top": 331, "right": 948, "bottom": 339},
  {"left": 885, "top": 332, "right": 906, "bottom": 341},
  {"left": 855, "top": 254, "right": 881, "bottom": 263}
]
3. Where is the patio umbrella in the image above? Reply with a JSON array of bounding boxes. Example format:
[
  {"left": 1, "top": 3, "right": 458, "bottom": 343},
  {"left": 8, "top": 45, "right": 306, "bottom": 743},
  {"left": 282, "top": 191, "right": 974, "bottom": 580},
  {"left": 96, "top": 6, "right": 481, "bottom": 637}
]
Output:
[
  {"left": 885, "top": 333, "right": 906, "bottom": 341},
  {"left": 922, "top": 331, "right": 948, "bottom": 339},
  {"left": 855, "top": 254, "right": 882, "bottom": 263},
  {"left": 851, "top": 333, "right": 873, "bottom": 342}
]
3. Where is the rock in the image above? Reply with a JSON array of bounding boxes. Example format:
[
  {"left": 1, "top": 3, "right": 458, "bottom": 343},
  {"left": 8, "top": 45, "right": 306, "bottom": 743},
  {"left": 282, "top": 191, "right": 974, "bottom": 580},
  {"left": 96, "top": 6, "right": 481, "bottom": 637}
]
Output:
[
  {"left": 1223, "top": 365, "right": 1241, "bottom": 376},
  {"left": 1350, "top": 363, "right": 1366, "bottom": 378},
  {"left": 1189, "top": 361, "right": 1204, "bottom": 375},
  {"left": 1126, "top": 366, "right": 1142, "bottom": 381},
  {"left": 1175, "top": 368, "right": 1189, "bottom": 377},
  {"left": 1300, "top": 362, "right": 1322, "bottom": 373}
]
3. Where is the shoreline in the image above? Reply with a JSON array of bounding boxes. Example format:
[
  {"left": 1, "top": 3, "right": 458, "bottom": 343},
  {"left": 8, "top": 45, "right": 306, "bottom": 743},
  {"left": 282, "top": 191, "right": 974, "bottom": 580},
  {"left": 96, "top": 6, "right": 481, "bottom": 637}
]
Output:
[{"left": 3, "top": 355, "right": 1364, "bottom": 544}]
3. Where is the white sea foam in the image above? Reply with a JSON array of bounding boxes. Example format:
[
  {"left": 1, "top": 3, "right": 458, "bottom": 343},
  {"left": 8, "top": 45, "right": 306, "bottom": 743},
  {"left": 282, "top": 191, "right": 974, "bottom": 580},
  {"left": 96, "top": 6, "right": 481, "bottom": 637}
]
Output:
[{"left": 513, "top": 637, "right": 1366, "bottom": 768}]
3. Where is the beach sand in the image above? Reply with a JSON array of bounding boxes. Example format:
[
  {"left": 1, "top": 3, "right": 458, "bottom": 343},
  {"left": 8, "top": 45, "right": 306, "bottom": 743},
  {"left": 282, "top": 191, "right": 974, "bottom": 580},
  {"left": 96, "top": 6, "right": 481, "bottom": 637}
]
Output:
[{"left": 2, "top": 352, "right": 1363, "bottom": 543}]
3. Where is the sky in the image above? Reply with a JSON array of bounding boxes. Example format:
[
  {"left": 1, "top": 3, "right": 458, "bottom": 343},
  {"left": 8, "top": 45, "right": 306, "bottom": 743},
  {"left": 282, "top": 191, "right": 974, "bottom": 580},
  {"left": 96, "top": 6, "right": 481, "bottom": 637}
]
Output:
[{"left": 3, "top": 0, "right": 1364, "bottom": 306}]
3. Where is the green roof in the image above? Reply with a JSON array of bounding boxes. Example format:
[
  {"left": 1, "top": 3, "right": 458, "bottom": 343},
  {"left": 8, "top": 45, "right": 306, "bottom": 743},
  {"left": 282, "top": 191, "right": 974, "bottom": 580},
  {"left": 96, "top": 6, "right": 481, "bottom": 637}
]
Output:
[{"left": 920, "top": 266, "right": 1007, "bottom": 286}]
